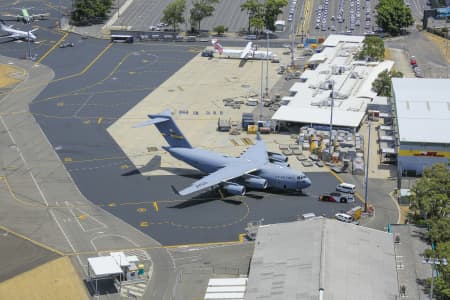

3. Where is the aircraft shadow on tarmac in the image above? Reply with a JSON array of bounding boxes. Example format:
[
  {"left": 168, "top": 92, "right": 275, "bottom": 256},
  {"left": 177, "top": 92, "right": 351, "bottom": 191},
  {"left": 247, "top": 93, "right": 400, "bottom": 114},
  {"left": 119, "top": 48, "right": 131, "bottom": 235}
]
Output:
[
  {"left": 121, "top": 155, "right": 202, "bottom": 178},
  {"left": 169, "top": 192, "right": 243, "bottom": 209}
]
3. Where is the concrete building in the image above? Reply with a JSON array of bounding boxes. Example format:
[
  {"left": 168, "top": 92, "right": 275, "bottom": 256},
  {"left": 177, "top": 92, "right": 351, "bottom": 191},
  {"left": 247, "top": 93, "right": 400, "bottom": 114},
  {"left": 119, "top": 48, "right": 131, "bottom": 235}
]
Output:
[
  {"left": 272, "top": 34, "right": 394, "bottom": 129},
  {"left": 245, "top": 219, "right": 399, "bottom": 300},
  {"left": 392, "top": 78, "right": 450, "bottom": 176}
]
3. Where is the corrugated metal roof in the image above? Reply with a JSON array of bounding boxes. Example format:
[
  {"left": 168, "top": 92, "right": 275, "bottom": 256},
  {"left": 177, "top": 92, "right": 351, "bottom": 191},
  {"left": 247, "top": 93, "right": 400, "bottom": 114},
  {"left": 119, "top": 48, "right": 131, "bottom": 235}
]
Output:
[
  {"left": 245, "top": 219, "right": 398, "bottom": 300},
  {"left": 392, "top": 78, "right": 450, "bottom": 144}
]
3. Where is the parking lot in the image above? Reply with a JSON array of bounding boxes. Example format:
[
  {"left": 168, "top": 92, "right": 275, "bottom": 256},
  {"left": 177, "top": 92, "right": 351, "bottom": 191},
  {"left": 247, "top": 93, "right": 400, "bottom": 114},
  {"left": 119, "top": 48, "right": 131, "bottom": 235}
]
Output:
[
  {"left": 113, "top": 0, "right": 249, "bottom": 32},
  {"left": 308, "top": 0, "right": 379, "bottom": 36}
]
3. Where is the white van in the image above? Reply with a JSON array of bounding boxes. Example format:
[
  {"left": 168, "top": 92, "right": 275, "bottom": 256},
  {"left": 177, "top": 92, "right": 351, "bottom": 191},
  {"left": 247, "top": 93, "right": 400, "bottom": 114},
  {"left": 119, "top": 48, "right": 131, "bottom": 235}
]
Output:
[
  {"left": 335, "top": 213, "right": 353, "bottom": 223},
  {"left": 336, "top": 183, "right": 356, "bottom": 194}
]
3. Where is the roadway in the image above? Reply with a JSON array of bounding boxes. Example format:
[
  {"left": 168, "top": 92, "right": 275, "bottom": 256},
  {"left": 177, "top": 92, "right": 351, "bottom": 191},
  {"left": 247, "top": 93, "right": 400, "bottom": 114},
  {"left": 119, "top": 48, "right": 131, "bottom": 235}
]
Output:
[{"left": 385, "top": 28, "right": 449, "bottom": 78}]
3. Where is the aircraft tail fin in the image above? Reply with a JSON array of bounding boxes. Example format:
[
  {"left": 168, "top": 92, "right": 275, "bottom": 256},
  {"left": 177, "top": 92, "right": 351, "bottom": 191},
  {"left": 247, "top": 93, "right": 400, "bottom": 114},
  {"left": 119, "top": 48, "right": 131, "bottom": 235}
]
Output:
[
  {"left": 211, "top": 39, "right": 223, "bottom": 54},
  {"left": 133, "top": 109, "right": 192, "bottom": 148}
]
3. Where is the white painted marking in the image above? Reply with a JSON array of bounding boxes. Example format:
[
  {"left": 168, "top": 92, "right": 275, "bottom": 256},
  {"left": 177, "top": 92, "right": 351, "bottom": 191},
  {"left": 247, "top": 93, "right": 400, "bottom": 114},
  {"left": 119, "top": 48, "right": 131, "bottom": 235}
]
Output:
[
  {"left": 0, "top": 116, "right": 48, "bottom": 206},
  {"left": 73, "top": 94, "right": 94, "bottom": 118},
  {"left": 69, "top": 207, "right": 87, "bottom": 232}
]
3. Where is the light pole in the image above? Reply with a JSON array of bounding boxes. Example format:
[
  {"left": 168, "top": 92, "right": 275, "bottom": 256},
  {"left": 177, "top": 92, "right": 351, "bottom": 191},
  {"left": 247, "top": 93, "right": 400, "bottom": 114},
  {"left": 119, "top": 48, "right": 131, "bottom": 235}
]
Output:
[
  {"left": 364, "top": 121, "right": 371, "bottom": 212},
  {"left": 259, "top": 53, "right": 264, "bottom": 121},
  {"left": 446, "top": 28, "right": 449, "bottom": 78},
  {"left": 300, "top": 16, "right": 305, "bottom": 44},
  {"left": 27, "top": 30, "right": 31, "bottom": 59},
  {"left": 422, "top": 257, "right": 448, "bottom": 300},
  {"left": 264, "top": 29, "right": 271, "bottom": 97},
  {"left": 328, "top": 81, "right": 334, "bottom": 161}
]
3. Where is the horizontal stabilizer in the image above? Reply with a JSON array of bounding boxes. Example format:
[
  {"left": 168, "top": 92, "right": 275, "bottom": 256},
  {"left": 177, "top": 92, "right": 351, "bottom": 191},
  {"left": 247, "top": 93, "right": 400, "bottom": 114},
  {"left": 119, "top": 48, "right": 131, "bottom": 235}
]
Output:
[{"left": 133, "top": 117, "right": 168, "bottom": 128}]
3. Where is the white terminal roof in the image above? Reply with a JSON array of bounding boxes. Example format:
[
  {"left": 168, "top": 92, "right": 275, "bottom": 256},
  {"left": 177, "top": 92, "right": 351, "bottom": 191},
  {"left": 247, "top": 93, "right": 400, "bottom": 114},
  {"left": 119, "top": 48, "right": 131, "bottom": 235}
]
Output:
[
  {"left": 322, "top": 34, "right": 365, "bottom": 47},
  {"left": 272, "top": 34, "right": 394, "bottom": 128},
  {"left": 245, "top": 219, "right": 398, "bottom": 300},
  {"left": 392, "top": 78, "right": 450, "bottom": 144}
]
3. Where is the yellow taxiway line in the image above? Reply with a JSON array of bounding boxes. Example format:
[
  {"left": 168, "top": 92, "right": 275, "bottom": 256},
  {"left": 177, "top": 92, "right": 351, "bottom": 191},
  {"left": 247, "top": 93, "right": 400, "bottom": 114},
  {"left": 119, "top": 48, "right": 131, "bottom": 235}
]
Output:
[
  {"left": 35, "top": 31, "right": 68, "bottom": 65},
  {"left": 0, "top": 225, "right": 65, "bottom": 256}
]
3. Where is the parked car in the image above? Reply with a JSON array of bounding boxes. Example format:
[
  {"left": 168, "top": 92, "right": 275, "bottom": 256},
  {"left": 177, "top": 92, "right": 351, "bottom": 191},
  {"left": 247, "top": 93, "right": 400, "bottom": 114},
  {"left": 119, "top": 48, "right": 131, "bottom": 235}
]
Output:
[
  {"left": 59, "top": 41, "right": 74, "bottom": 48},
  {"left": 319, "top": 192, "right": 354, "bottom": 203}
]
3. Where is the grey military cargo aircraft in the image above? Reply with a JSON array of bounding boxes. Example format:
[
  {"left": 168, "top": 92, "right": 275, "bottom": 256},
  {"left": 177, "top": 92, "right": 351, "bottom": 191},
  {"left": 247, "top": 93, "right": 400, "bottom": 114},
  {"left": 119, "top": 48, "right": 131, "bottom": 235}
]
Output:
[{"left": 134, "top": 110, "right": 311, "bottom": 196}]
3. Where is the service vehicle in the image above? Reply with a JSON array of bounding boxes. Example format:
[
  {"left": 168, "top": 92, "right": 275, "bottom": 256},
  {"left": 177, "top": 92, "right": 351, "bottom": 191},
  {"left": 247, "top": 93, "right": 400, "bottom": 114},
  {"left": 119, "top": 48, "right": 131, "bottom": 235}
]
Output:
[
  {"left": 319, "top": 192, "right": 354, "bottom": 203},
  {"left": 336, "top": 182, "right": 356, "bottom": 194},
  {"left": 335, "top": 213, "right": 353, "bottom": 223}
]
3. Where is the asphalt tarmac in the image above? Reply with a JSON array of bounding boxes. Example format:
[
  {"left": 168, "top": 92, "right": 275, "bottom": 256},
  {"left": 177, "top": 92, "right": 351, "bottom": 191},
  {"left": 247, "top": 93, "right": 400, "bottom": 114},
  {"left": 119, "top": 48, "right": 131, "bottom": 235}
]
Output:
[
  {"left": 0, "top": 10, "right": 371, "bottom": 246},
  {"left": 2, "top": 35, "right": 354, "bottom": 246}
]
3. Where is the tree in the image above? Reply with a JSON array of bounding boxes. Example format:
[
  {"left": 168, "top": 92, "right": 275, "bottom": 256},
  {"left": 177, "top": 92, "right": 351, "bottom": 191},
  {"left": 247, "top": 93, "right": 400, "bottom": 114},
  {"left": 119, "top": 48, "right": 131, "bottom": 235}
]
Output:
[
  {"left": 376, "top": 0, "right": 414, "bottom": 36},
  {"left": 357, "top": 35, "right": 385, "bottom": 61},
  {"left": 189, "top": 0, "right": 220, "bottom": 33},
  {"left": 250, "top": 14, "right": 265, "bottom": 33},
  {"left": 371, "top": 69, "right": 403, "bottom": 96},
  {"left": 423, "top": 241, "right": 450, "bottom": 298},
  {"left": 71, "top": 0, "right": 112, "bottom": 24},
  {"left": 412, "top": 164, "right": 450, "bottom": 300},
  {"left": 213, "top": 25, "right": 228, "bottom": 36},
  {"left": 240, "top": 0, "right": 262, "bottom": 33},
  {"left": 263, "top": 0, "right": 288, "bottom": 31},
  {"left": 162, "top": 0, "right": 186, "bottom": 32},
  {"left": 410, "top": 164, "right": 450, "bottom": 220}
]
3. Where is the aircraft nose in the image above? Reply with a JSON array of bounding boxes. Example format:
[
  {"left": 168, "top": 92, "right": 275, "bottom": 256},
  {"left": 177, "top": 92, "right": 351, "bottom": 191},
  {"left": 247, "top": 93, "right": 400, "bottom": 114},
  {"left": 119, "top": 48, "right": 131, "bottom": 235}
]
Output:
[{"left": 303, "top": 177, "right": 312, "bottom": 188}]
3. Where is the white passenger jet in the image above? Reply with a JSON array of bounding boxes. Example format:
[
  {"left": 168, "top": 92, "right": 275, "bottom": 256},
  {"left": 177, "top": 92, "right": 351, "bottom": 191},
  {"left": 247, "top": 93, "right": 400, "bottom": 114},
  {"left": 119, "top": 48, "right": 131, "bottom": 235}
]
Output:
[
  {"left": 211, "top": 39, "right": 274, "bottom": 60},
  {"left": 0, "top": 20, "right": 37, "bottom": 41}
]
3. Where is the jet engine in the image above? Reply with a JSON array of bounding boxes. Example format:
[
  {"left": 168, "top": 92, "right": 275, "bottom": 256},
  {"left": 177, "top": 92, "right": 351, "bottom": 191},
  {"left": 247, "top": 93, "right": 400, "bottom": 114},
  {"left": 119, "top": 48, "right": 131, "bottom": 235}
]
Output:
[
  {"left": 268, "top": 152, "right": 288, "bottom": 163},
  {"left": 271, "top": 161, "right": 290, "bottom": 167},
  {"left": 244, "top": 177, "right": 268, "bottom": 190},
  {"left": 222, "top": 183, "right": 246, "bottom": 195}
]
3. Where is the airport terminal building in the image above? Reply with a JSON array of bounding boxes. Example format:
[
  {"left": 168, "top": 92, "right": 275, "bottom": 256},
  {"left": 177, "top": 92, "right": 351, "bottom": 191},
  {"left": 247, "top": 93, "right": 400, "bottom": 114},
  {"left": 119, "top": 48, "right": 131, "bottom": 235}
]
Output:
[
  {"left": 272, "top": 35, "right": 394, "bottom": 130},
  {"left": 392, "top": 78, "right": 450, "bottom": 176}
]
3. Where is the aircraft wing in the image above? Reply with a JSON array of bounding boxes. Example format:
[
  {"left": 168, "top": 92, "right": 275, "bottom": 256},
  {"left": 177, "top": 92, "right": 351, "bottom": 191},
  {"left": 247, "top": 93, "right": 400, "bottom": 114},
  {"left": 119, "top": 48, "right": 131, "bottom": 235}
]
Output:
[
  {"left": 176, "top": 161, "right": 261, "bottom": 196},
  {"left": 240, "top": 42, "right": 253, "bottom": 59},
  {"left": 31, "top": 13, "right": 50, "bottom": 19},
  {"left": 0, "top": 34, "right": 16, "bottom": 39},
  {"left": 238, "top": 134, "right": 269, "bottom": 165}
]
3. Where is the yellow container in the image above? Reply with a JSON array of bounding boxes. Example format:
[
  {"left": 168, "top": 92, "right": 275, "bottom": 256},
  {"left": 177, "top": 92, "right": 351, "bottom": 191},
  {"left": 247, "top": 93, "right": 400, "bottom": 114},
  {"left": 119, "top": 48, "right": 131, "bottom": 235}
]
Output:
[{"left": 247, "top": 125, "right": 258, "bottom": 134}]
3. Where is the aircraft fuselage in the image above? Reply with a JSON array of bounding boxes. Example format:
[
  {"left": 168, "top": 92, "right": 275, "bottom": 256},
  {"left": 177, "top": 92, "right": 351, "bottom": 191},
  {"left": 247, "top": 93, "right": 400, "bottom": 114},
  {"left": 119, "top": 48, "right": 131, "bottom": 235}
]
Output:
[{"left": 166, "top": 147, "right": 311, "bottom": 192}]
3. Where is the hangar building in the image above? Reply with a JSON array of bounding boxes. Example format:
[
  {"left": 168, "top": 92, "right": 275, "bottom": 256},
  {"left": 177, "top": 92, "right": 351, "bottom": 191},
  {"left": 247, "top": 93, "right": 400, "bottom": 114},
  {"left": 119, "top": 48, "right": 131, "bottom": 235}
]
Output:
[
  {"left": 244, "top": 219, "right": 399, "bottom": 300},
  {"left": 392, "top": 78, "right": 450, "bottom": 176}
]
